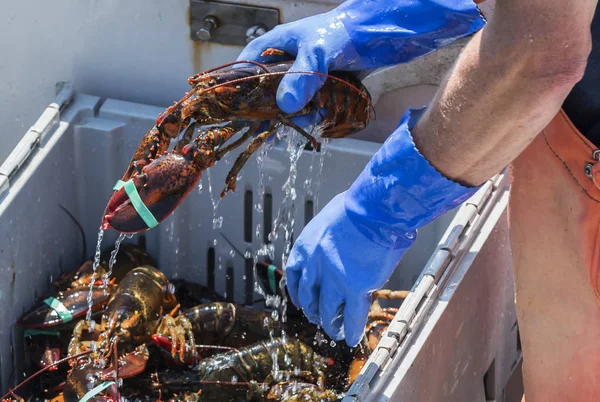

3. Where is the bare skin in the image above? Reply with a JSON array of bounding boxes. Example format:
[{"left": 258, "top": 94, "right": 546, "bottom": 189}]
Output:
[
  {"left": 412, "top": 1, "right": 599, "bottom": 401},
  {"left": 412, "top": 0, "right": 596, "bottom": 186}
]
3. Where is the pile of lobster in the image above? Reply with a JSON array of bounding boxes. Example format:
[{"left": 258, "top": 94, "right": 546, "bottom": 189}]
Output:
[{"left": 7, "top": 244, "right": 407, "bottom": 401}]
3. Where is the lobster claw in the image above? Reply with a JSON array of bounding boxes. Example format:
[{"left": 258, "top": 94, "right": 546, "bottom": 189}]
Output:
[
  {"left": 102, "top": 148, "right": 206, "bottom": 233},
  {"left": 100, "top": 345, "right": 150, "bottom": 380},
  {"left": 17, "top": 287, "right": 112, "bottom": 328},
  {"left": 151, "top": 334, "right": 199, "bottom": 366}
]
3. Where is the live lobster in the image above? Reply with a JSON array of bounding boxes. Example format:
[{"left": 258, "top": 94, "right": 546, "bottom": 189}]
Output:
[{"left": 102, "top": 48, "right": 372, "bottom": 233}]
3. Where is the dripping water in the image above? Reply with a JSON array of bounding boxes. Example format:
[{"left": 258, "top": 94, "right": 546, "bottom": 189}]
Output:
[
  {"left": 314, "top": 138, "right": 330, "bottom": 212},
  {"left": 268, "top": 129, "right": 307, "bottom": 267},
  {"left": 100, "top": 232, "right": 129, "bottom": 290},
  {"left": 254, "top": 128, "right": 307, "bottom": 377},
  {"left": 206, "top": 170, "right": 223, "bottom": 230},
  {"left": 86, "top": 226, "right": 104, "bottom": 322}
]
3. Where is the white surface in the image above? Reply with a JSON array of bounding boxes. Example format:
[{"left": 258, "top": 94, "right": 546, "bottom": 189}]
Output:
[{"left": 0, "top": 0, "right": 342, "bottom": 166}]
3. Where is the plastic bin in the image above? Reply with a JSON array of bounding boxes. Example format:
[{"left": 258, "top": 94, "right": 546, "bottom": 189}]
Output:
[{"left": 0, "top": 84, "right": 520, "bottom": 401}]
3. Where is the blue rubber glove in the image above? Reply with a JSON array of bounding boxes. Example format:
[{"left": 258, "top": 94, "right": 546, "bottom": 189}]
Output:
[
  {"left": 238, "top": 0, "right": 485, "bottom": 114},
  {"left": 284, "top": 108, "right": 481, "bottom": 346}
]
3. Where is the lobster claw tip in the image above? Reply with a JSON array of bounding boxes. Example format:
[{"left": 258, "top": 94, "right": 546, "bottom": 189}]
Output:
[
  {"left": 151, "top": 334, "right": 170, "bottom": 350},
  {"left": 103, "top": 153, "right": 204, "bottom": 233},
  {"left": 101, "top": 217, "right": 111, "bottom": 231},
  {"left": 102, "top": 187, "right": 151, "bottom": 234}
]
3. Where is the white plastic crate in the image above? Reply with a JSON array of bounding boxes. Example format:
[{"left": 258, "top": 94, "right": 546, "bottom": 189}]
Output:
[{"left": 0, "top": 85, "right": 519, "bottom": 401}]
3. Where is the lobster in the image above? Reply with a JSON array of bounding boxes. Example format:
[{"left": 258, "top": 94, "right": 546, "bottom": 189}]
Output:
[
  {"left": 62, "top": 346, "right": 149, "bottom": 402},
  {"left": 67, "top": 266, "right": 193, "bottom": 360},
  {"left": 16, "top": 244, "right": 154, "bottom": 386},
  {"left": 102, "top": 48, "right": 372, "bottom": 233},
  {"left": 151, "top": 302, "right": 279, "bottom": 365},
  {"left": 151, "top": 338, "right": 331, "bottom": 401},
  {"left": 64, "top": 266, "right": 194, "bottom": 401},
  {"left": 18, "top": 244, "right": 155, "bottom": 329},
  {"left": 151, "top": 298, "right": 332, "bottom": 366}
]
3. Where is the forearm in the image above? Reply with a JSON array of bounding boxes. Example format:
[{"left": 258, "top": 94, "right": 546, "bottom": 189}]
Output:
[{"left": 412, "top": 0, "right": 595, "bottom": 187}]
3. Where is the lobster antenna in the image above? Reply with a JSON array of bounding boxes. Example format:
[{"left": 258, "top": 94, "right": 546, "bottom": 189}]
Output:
[
  {"left": 113, "top": 341, "right": 121, "bottom": 402},
  {"left": 195, "top": 71, "right": 371, "bottom": 104},
  {"left": 198, "top": 60, "right": 271, "bottom": 75},
  {"left": 0, "top": 349, "right": 93, "bottom": 401},
  {"left": 196, "top": 344, "right": 239, "bottom": 352},
  {"left": 58, "top": 203, "right": 87, "bottom": 265},
  {"left": 156, "top": 70, "right": 371, "bottom": 127}
]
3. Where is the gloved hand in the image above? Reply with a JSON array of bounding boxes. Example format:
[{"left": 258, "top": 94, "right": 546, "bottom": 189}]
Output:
[
  {"left": 284, "top": 108, "right": 481, "bottom": 346},
  {"left": 238, "top": 0, "right": 485, "bottom": 114}
]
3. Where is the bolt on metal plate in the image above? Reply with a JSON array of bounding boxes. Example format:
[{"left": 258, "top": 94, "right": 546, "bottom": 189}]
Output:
[{"left": 190, "top": 0, "right": 279, "bottom": 46}]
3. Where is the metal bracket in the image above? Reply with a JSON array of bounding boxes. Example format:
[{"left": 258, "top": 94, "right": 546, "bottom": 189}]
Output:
[{"left": 190, "top": 0, "right": 279, "bottom": 46}]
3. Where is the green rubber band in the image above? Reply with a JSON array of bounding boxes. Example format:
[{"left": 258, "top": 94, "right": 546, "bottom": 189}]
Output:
[
  {"left": 43, "top": 297, "right": 73, "bottom": 323},
  {"left": 24, "top": 329, "right": 61, "bottom": 338},
  {"left": 268, "top": 265, "right": 277, "bottom": 294},
  {"left": 113, "top": 180, "right": 125, "bottom": 191},
  {"left": 113, "top": 179, "right": 159, "bottom": 229},
  {"left": 79, "top": 381, "right": 115, "bottom": 402}
]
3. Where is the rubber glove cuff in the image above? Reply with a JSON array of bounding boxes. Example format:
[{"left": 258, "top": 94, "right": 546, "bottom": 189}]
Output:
[
  {"left": 345, "top": 107, "right": 481, "bottom": 249},
  {"left": 335, "top": 0, "right": 486, "bottom": 69}
]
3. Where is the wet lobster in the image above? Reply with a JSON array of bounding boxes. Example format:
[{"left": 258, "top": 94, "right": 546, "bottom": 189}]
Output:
[
  {"left": 17, "top": 244, "right": 155, "bottom": 377},
  {"left": 102, "top": 48, "right": 372, "bottom": 233},
  {"left": 63, "top": 265, "right": 194, "bottom": 401},
  {"left": 151, "top": 302, "right": 278, "bottom": 365},
  {"left": 151, "top": 337, "right": 333, "bottom": 401}
]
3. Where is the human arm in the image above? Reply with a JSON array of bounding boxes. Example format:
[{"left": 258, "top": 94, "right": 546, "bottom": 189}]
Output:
[{"left": 412, "top": 0, "right": 595, "bottom": 186}]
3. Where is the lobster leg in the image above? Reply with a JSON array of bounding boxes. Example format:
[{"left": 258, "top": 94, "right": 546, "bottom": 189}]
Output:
[
  {"left": 372, "top": 290, "right": 410, "bottom": 300},
  {"left": 220, "top": 121, "right": 277, "bottom": 198},
  {"left": 215, "top": 121, "right": 263, "bottom": 160},
  {"left": 174, "top": 122, "right": 200, "bottom": 153},
  {"left": 278, "top": 115, "right": 319, "bottom": 150},
  {"left": 155, "top": 314, "right": 197, "bottom": 363}
]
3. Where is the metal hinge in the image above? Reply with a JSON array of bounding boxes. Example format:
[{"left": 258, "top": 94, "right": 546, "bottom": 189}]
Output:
[
  {"left": 0, "top": 82, "right": 74, "bottom": 203},
  {"left": 343, "top": 172, "right": 503, "bottom": 402}
]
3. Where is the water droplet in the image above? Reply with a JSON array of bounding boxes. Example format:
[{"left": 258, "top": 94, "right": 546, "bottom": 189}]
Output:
[
  {"left": 229, "top": 250, "right": 236, "bottom": 258},
  {"left": 212, "top": 216, "right": 223, "bottom": 229}
]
